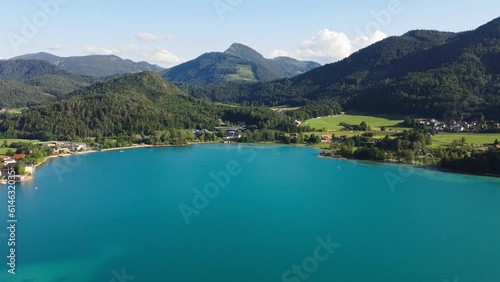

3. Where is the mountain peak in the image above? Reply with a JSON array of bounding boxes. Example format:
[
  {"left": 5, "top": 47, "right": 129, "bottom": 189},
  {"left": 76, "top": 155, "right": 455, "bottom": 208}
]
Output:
[
  {"left": 163, "top": 42, "right": 321, "bottom": 85},
  {"left": 225, "top": 43, "right": 264, "bottom": 61}
]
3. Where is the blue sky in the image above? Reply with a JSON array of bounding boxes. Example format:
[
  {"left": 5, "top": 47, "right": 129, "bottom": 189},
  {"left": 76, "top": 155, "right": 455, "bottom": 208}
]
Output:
[{"left": 1, "top": 0, "right": 499, "bottom": 67}]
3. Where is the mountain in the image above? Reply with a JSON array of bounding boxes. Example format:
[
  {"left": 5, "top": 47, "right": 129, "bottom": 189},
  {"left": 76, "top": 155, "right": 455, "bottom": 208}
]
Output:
[
  {"left": 0, "top": 59, "right": 96, "bottom": 108},
  {"left": 11, "top": 53, "right": 165, "bottom": 77},
  {"left": 187, "top": 17, "right": 500, "bottom": 119},
  {"left": 2, "top": 72, "right": 291, "bottom": 140},
  {"left": 161, "top": 43, "right": 321, "bottom": 85}
]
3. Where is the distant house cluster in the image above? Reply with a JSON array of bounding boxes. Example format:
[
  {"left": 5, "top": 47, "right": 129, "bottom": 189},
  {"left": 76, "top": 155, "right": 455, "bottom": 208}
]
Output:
[
  {"left": 418, "top": 119, "right": 500, "bottom": 133},
  {"left": 1, "top": 156, "right": 33, "bottom": 183},
  {"left": 47, "top": 142, "right": 87, "bottom": 155}
]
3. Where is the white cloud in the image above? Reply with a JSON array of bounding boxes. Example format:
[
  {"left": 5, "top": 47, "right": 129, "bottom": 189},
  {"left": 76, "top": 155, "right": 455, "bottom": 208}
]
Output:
[
  {"left": 146, "top": 48, "right": 181, "bottom": 65},
  {"left": 82, "top": 44, "right": 181, "bottom": 67},
  {"left": 136, "top": 32, "right": 176, "bottom": 42},
  {"left": 48, "top": 43, "right": 66, "bottom": 51},
  {"left": 270, "top": 29, "right": 387, "bottom": 64},
  {"left": 84, "top": 46, "right": 117, "bottom": 55}
]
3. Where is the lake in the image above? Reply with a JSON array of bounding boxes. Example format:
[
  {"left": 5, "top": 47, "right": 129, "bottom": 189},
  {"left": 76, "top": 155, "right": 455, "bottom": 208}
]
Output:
[{"left": 1, "top": 145, "right": 499, "bottom": 282}]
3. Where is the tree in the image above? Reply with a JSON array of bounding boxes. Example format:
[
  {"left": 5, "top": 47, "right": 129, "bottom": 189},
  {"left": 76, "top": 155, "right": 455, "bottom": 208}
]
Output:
[
  {"left": 15, "top": 162, "right": 26, "bottom": 175},
  {"left": 381, "top": 126, "right": 386, "bottom": 132},
  {"left": 360, "top": 121, "right": 368, "bottom": 131},
  {"left": 495, "top": 139, "right": 499, "bottom": 145},
  {"left": 1, "top": 140, "right": 7, "bottom": 148}
]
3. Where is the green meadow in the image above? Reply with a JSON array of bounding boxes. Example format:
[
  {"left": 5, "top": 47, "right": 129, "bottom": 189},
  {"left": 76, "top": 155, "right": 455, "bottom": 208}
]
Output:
[
  {"left": 306, "top": 114, "right": 406, "bottom": 132},
  {"left": 305, "top": 115, "right": 500, "bottom": 148},
  {"left": 431, "top": 133, "right": 500, "bottom": 148}
]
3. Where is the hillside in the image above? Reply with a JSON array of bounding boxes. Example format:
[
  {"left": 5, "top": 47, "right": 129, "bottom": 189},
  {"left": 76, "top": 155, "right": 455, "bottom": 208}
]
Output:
[
  {"left": 0, "top": 60, "right": 96, "bottom": 108},
  {"left": 162, "top": 43, "right": 320, "bottom": 85},
  {"left": 12, "top": 53, "right": 165, "bottom": 77},
  {"left": 187, "top": 17, "right": 500, "bottom": 119},
  {"left": 1, "top": 72, "right": 291, "bottom": 140}
]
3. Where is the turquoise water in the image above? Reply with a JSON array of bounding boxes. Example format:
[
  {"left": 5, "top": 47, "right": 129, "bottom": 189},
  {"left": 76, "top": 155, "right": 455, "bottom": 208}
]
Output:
[{"left": 1, "top": 145, "right": 500, "bottom": 282}]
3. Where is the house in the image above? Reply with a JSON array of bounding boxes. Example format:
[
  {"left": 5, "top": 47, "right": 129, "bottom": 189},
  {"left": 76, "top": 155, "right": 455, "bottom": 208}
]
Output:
[
  {"left": 289, "top": 133, "right": 298, "bottom": 140},
  {"left": 13, "top": 154, "right": 25, "bottom": 160},
  {"left": 214, "top": 126, "right": 244, "bottom": 132},
  {"left": 76, "top": 143, "right": 87, "bottom": 151},
  {"left": 3, "top": 159, "right": 16, "bottom": 167},
  {"left": 452, "top": 126, "right": 465, "bottom": 133},
  {"left": 1, "top": 163, "right": 17, "bottom": 178},
  {"left": 223, "top": 131, "right": 241, "bottom": 141},
  {"left": 321, "top": 135, "right": 332, "bottom": 143},
  {"left": 294, "top": 120, "right": 302, "bottom": 126},
  {"left": 24, "top": 162, "right": 34, "bottom": 175},
  {"left": 58, "top": 147, "right": 72, "bottom": 154},
  {"left": 496, "top": 144, "right": 500, "bottom": 150}
]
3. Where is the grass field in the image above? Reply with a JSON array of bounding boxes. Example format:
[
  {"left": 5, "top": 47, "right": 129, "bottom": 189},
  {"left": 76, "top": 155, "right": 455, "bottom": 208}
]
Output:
[
  {"left": 0, "top": 139, "right": 41, "bottom": 156},
  {"left": 431, "top": 133, "right": 500, "bottom": 148},
  {"left": 305, "top": 115, "right": 500, "bottom": 149},
  {"left": 226, "top": 65, "right": 257, "bottom": 82},
  {"left": 306, "top": 114, "right": 406, "bottom": 132}
]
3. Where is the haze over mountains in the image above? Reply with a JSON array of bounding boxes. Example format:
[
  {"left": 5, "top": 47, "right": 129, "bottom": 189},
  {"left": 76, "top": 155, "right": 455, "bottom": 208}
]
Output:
[{"left": 11, "top": 53, "right": 165, "bottom": 77}]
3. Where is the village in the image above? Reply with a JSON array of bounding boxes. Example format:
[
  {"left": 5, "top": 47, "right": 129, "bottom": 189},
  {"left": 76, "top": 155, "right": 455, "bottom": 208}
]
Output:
[
  {"left": 416, "top": 118, "right": 500, "bottom": 133},
  {"left": 1, "top": 141, "right": 89, "bottom": 183}
]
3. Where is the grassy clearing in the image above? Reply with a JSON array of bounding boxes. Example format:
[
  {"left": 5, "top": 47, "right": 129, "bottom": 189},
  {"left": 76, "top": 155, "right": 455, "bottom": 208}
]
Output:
[
  {"left": 0, "top": 139, "right": 41, "bottom": 156},
  {"left": 226, "top": 65, "right": 257, "bottom": 82},
  {"left": 306, "top": 114, "right": 407, "bottom": 132},
  {"left": 271, "top": 106, "right": 301, "bottom": 111},
  {"left": 431, "top": 133, "right": 500, "bottom": 148},
  {"left": 305, "top": 115, "right": 500, "bottom": 150}
]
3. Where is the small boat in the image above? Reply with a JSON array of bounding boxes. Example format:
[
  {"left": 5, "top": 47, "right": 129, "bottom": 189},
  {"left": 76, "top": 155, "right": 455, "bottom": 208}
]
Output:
[{"left": 120, "top": 150, "right": 125, "bottom": 153}]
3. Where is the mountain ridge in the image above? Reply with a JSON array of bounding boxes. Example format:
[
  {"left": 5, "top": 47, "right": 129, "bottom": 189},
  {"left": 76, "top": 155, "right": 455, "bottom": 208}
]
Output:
[
  {"left": 161, "top": 43, "right": 321, "bottom": 85},
  {"left": 185, "top": 17, "right": 500, "bottom": 118},
  {"left": 11, "top": 53, "right": 165, "bottom": 77}
]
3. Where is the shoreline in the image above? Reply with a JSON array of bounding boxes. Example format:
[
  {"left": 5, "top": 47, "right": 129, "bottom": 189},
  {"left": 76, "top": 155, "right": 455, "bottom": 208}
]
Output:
[
  {"left": 10, "top": 142, "right": 500, "bottom": 182},
  {"left": 34, "top": 144, "right": 155, "bottom": 170},
  {"left": 317, "top": 151, "right": 500, "bottom": 179}
]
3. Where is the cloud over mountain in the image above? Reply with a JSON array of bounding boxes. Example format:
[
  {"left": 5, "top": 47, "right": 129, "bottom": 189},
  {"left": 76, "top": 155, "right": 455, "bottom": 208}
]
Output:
[
  {"left": 270, "top": 29, "right": 387, "bottom": 64},
  {"left": 136, "top": 32, "right": 176, "bottom": 41}
]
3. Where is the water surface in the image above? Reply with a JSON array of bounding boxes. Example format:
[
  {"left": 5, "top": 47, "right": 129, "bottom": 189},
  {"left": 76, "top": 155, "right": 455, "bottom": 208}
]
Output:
[{"left": 1, "top": 145, "right": 499, "bottom": 281}]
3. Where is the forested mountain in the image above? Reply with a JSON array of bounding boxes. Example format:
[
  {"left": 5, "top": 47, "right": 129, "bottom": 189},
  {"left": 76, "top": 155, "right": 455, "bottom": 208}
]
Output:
[
  {"left": 162, "top": 43, "right": 320, "bottom": 85},
  {"left": 12, "top": 53, "right": 164, "bottom": 77},
  {"left": 0, "top": 60, "right": 96, "bottom": 108},
  {"left": 185, "top": 17, "right": 500, "bottom": 119},
  {"left": 0, "top": 72, "right": 292, "bottom": 140}
]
